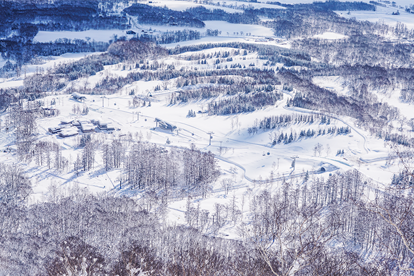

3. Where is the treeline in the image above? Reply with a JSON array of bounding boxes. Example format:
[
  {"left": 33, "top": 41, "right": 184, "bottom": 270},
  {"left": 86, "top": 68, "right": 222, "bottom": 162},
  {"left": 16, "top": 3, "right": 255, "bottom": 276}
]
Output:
[
  {"left": 0, "top": 39, "right": 110, "bottom": 75},
  {"left": 22, "top": 63, "right": 280, "bottom": 96},
  {"left": 79, "top": 135, "right": 220, "bottom": 197},
  {"left": 0, "top": 181, "right": 275, "bottom": 276},
  {"left": 174, "top": 83, "right": 277, "bottom": 103},
  {"left": 280, "top": 70, "right": 399, "bottom": 133},
  {"left": 171, "top": 41, "right": 315, "bottom": 69},
  {"left": 123, "top": 143, "right": 219, "bottom": 197},
  {"left": 0, "top": 1, "right": 129, "bottom": 36},
  {"left": 255, "top": 4, "right": 411, "bottom": 40},
  {"left": 54, "top": 58, "right": 105, "bottom": 80},
  {"left": 182, "top": 49, "right": 243, "bottom": 61},
  {"left": 378, "top": 131, "right": 414, "bottom": 147},
  {"left": 185, "top": 6, "right": 259, "bottom": 24},
  {"left": 293, "top": 33, "right": 414, "bottom": 68},
  {"left": 94, "top": 67, "right": 279, "bottom": 95},
  {"left": 302, "top": 65, "right": 414, "bottom": 96},
  {"left": 169, "top": 41, "right": 311, "bottom": 64},
  {"left": 139, "top": 29, "right": 202, "bottom": 45},
  {"left": 33, "top": 141, "right": 68, "bottom": 170},
  {"left": 254, "top": 113, "right": 332, "bottom": 130},
  {"left": 107, "top": 39, "right": 168, "bottom": 61},
  {"left": 124, "top": 4, "right": 205, "bottom": 28},
  {"left": 289, "top": 1, "right": 375, "bottom": 11},
  {"left": 262, "top": 126, "right": 351, "bottom": 144},
  {"left": 21, "top": 40, "right": 166, "bottom": 92},
  {"left": 0, "top": 162, "right": 411, "bottom": 275},
  {"left": 1, "top": 156, "right": 414, "bottom": 274},
  {"left": 207, "top": 91, "right": 282, "bottom": 115}
]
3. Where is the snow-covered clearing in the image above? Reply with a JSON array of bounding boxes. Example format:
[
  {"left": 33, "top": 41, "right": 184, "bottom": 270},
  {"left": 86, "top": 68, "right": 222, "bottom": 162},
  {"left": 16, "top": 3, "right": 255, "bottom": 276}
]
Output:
[
  {"left": 0, "top": 61, "right": 401, "bottom": 215},
  {"left": 0, "top": 52, "right": 104, "bottom": 89},
  {"left": 207, "top": 0, "right": 286, "bottom": 10},
  {"left": 336, "top": 6, "right": 414, "bottom": 29},
  {"left": 312, "top": 76, "right": 350, "bottom": 96},
  {"left": 35, "top": 30, "right": 134, "bottom": 43},
  {"left": 3, "top": 3, "right": 413, "bottom": 234},
  {"left": 313, "top": 32, "right": 349, "bottom": 40},
  {"left": 150, "top": 0, "right": 243, "bottom": 13}
]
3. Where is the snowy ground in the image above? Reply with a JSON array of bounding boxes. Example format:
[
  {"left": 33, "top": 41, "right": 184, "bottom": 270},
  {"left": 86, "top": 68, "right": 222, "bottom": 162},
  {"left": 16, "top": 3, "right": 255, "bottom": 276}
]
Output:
[
  {"left": 0, "top": 48, "right": 403, "bottom": 222},
  {"left": 149, "top": 0, "right": 243, "bottom": 13},
  {"left": 336, "top": 5, "right": 414, "bottom": 29},
  {"left": 313, "top": 32, "right": 349, "bottom": 40},
  {"left": 1, "top": 0, "right": 412, "bottom": 235},
  {"left": 0, "top": 52, "right": 104, "bottom": 89},
  {"left": 35, "top": 30, "right": 135, "bottom": 43}
]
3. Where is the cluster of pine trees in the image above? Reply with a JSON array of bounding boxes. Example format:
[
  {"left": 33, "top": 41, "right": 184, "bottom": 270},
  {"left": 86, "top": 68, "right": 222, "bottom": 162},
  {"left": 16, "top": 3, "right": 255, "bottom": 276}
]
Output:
[
  {"left": 208, "top": 91, "right": 283, "bottom": 115},
  {"left": 261, "top": 126, "right": 351, "bottom": 145},
  {"left": 255, "top": 113, "right": 331, "bottom": 130}
]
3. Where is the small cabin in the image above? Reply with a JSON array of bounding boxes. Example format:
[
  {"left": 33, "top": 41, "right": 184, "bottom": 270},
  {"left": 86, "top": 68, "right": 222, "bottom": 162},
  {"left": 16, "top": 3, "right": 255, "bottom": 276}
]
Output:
[
  {"left": 48, "top": 127, "right": 61, "bottom": 134},
  {"left": 97, "top": 120, "right": 115, "bottom": 131},
  {"left": 98, "top": 120, "right": 109, "bottom": 129},
  {"left": 72, "top": 93, "right": 86, "bottom": 102}
]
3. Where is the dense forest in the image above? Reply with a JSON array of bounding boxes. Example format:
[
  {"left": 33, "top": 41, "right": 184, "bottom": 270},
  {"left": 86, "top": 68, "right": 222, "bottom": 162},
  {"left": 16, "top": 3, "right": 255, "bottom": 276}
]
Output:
[
  {"left": 124, "top": 4, "right": 205, "bottom": 28},
  {"left": 1, "top": 161, "right": 414, "bottom": 275}
]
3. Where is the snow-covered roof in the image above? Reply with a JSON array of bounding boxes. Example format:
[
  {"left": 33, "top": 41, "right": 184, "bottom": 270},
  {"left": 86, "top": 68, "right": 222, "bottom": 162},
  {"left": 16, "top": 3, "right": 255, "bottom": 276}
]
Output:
[
  {"left": 81, "top": 123, "right": 95, "bottom": 131},
  {"left": 59, "top": 127, "right": 78, "bottom": 137}
]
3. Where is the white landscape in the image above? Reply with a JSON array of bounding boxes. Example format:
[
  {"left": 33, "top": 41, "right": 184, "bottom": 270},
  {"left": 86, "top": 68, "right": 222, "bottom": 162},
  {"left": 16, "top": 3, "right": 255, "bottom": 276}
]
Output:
[{"left": 1, "top": 0, "right": 414, "bottom": 274}]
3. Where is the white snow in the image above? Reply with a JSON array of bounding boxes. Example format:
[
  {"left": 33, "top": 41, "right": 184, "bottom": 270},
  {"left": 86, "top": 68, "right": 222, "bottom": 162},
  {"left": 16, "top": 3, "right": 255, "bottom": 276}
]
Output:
[
  {"left": 312, "top": 76, "right": 350, "bottom": 96},
  {"left": 1, "top": 20, "right": 411, "bottom": 237},
  {"left": 313, "top": 32, "right": 349, "bottom": 40},
  {"left": 140, "top": 20, "right": 275, "bottom": 37},
  {"left": 34, "top": 29, "right": 134, "bottom": 43},
  {"left": 149, "top": 0, "right": 243, "bottom": 13},
  {"left": 207, "top": 0, "right": 286, "bottom": 10},
  {"left": 336, "top": 6, "right": 414, "bottom": 29}
]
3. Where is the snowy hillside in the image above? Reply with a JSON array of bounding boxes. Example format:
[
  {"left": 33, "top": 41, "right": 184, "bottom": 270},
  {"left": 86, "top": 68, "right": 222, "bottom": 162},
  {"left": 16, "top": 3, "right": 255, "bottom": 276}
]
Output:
[{"left": 1, "top": 0, "right": 414, "bottom": 275}]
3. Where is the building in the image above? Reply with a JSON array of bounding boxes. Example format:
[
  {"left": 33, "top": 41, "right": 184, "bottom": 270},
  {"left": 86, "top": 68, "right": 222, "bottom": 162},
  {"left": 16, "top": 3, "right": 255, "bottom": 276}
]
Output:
[
  {"left": 60, "top": 118, "right": 73, "bottom": 125},
  {"left": 59, "top": 127, "right": 79, "bottom": 137},
  {"left": 48, "top": 127, "right": 61, "bottom": 134},
  {"left": 97, "top": 120, "right": 115, "bottom": 131},
  {"left": 81, "top": 123, "right": 96, "bottom": 133},
  {"left": 72, "top": 93, "right": 86, "bottom": 102},
  {"left": 155, "top": 118, "right": 177, "bottom": 132}
]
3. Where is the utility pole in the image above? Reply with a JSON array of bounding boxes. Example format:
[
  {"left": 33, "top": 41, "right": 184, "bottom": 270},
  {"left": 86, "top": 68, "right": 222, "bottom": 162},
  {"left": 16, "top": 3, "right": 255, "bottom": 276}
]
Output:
[
  {"left": 207, "top": 132, "right": 214, "bottom": 146},
  {"left": 291, "top": 155, "right": 299, "bottom": 170}
]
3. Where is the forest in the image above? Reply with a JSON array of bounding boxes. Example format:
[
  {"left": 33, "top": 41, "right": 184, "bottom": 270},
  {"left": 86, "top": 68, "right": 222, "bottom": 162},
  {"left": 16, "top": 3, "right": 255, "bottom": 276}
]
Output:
[
  {"left": 1, "top": 160, "right": 414, "bottom": 275},
  {"left": 1, "top": 0, "right": 414, "bottom": 274}
]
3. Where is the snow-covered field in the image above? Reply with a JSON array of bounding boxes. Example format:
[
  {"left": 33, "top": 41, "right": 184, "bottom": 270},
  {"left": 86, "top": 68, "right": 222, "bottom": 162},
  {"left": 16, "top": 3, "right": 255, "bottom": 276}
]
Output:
[
  {"left": 337, "top": 6, "right": 414, "bottom": 29},
  {"left": 150, "top": 0, "right": 243, "bottom": 13},
  {"left": 0, "top": 45, "right": 404, "bottom": 225},
  {"left": 2, "top": 0, "right": 413, "bottom": 235},
  {"left": 35, "top": 21, "right": 275, "bottom": 46},
  {"left": 0, "top": 52, "right": 103, "bottom": 89},
  {"left": 35, "top": 30, "right": 135, "bottom": 43}
]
